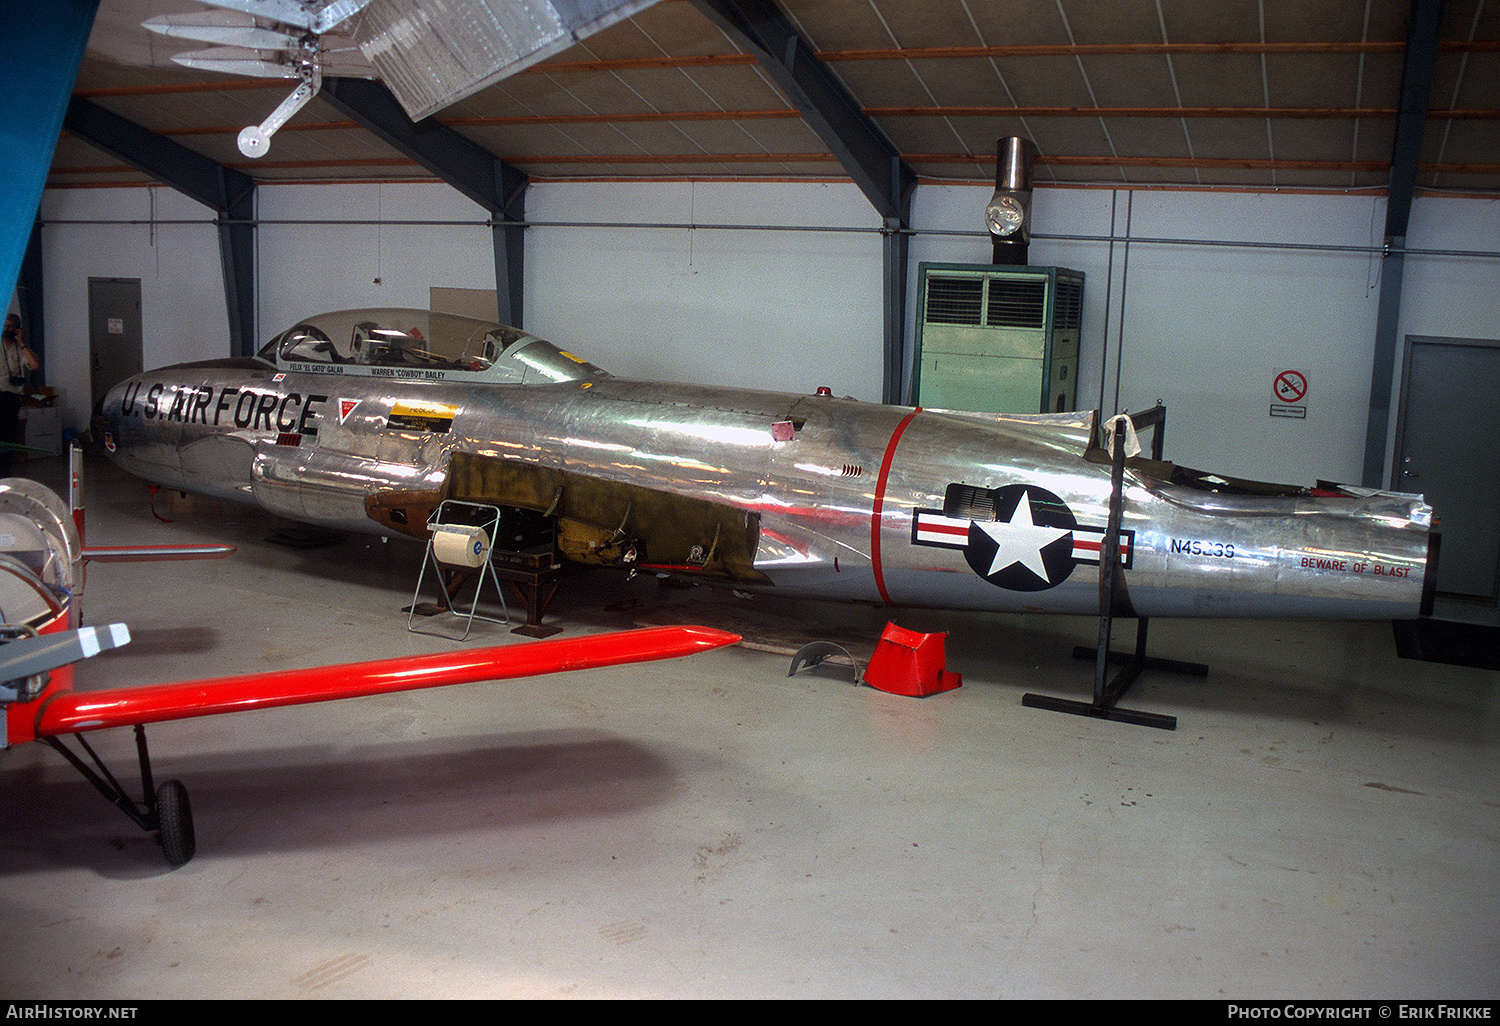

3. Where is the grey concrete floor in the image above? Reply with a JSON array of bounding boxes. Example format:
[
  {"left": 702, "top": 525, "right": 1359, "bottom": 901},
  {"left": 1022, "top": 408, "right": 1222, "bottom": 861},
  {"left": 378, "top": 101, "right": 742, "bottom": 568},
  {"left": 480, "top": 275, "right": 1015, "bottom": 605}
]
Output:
[{"left": 1, "top": 452, "right": 1497, "bottom": 999}]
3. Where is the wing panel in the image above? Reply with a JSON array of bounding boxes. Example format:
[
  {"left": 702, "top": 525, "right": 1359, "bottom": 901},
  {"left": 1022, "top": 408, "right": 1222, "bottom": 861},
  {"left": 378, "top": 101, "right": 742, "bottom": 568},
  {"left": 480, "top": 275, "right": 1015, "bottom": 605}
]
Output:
[{"left": 33, "top": 625, "right": 739, "bottom": 737}]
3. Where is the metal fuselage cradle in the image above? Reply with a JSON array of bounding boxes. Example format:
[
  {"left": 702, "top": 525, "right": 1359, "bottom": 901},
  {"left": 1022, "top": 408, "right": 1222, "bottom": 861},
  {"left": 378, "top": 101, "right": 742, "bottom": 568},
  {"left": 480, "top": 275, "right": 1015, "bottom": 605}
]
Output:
[{"left": 96, "top": 308, "right": 1434, "bottom": 622}]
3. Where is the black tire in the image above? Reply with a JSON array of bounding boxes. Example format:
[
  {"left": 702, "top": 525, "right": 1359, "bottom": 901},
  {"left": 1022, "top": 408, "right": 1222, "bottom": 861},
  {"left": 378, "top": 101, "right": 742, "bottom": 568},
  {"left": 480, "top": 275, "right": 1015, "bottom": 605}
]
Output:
[{"left": 156, "top": 779, "right": 196, "bottom": 867}]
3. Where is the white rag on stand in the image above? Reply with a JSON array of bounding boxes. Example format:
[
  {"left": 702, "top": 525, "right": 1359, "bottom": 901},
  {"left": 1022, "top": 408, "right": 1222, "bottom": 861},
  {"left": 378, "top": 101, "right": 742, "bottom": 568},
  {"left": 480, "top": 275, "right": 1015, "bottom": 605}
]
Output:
[{"left": 1103, "top": 414, "right": 1143, "bottom": 458}]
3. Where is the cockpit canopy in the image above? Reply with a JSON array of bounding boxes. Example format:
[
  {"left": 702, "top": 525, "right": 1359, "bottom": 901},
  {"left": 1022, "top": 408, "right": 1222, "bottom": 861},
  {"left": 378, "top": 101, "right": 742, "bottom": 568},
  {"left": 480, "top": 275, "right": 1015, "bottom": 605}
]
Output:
[{"left": 256, "top": 308, "right": 609, "bottom": 385}]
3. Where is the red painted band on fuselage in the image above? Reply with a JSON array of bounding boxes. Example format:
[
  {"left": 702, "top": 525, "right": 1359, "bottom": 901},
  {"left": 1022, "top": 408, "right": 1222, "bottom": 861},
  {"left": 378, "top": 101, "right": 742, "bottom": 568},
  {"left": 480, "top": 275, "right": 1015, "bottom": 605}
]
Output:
[{"left": 870, "top": 409, "right": 921, "bottom": 606}]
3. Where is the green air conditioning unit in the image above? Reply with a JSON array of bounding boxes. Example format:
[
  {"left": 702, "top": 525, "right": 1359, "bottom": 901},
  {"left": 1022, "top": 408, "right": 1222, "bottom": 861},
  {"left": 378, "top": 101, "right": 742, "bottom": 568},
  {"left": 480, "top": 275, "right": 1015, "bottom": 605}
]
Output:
[{"left": 912, "top": 263, "right": 1084, "bottom": 414}]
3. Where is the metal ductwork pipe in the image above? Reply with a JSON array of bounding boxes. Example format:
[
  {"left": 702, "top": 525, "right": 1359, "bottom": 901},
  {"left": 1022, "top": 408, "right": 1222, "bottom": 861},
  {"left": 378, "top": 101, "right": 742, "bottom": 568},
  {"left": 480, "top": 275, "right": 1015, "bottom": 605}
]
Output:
[{"left": 986, "top": 137, "right": 1037, "bottom": 265}]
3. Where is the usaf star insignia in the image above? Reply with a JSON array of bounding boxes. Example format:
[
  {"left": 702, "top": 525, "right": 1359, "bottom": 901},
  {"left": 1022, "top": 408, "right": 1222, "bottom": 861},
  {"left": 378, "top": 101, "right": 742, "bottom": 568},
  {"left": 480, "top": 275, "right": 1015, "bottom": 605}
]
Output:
[
  {"left": 911, "top": 483, "right": 1130, "bottom": 592},
  {"left": 961, "top": 485, "right": 1078, "bottom": 590}
]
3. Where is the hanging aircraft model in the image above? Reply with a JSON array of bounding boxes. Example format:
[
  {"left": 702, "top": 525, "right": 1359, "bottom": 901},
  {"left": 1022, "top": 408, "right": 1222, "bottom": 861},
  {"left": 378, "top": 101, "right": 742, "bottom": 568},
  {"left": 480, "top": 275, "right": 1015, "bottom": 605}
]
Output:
[
  {"left": 93, "top": 307, "right": 1438, "bottom": 634},
  {"left": 140, "top": 0, "right": 666, "bottom": 157},
  {"left": 143, "top": 1, "right": 374, "bottom": 158},
  {"left": 0, "top": 454, "right": 739, "bottom": 866}
]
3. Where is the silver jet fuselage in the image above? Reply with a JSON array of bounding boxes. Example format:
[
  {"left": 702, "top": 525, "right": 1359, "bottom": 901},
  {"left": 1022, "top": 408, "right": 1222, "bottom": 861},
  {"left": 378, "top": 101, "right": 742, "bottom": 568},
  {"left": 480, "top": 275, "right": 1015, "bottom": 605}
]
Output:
[{"left": 97, "top": 308, "right": 1434, "bottom": 621}]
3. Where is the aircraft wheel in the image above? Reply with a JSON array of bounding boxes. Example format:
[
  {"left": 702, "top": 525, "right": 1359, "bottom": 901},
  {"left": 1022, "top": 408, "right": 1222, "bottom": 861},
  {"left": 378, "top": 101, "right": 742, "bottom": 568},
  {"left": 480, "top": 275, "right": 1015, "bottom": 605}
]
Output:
[{"left": 156, "top": 779, "right": 196, "bottom": 867}]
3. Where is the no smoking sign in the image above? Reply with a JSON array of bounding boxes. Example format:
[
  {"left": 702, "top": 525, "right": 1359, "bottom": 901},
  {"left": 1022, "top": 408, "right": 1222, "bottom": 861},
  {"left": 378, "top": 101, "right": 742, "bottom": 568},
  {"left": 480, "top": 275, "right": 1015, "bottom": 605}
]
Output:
[{"left": 1271, "top": 369, "right": 1308, "bottom": 418}]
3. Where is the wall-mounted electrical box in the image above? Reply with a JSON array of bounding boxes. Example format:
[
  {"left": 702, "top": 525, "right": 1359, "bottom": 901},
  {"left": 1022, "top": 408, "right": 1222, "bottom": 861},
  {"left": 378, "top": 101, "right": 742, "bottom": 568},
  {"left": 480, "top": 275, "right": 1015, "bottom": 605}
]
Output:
[{"left": 912, "top": 263, "right": 1084, "bottom": 414}]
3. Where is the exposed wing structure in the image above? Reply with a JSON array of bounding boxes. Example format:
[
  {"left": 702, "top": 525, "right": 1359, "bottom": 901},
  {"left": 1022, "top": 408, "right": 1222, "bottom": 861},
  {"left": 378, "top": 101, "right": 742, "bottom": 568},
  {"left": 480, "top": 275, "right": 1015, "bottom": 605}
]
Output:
[{"left": 368, "top": 451, "right": 769, "bottom": 584}]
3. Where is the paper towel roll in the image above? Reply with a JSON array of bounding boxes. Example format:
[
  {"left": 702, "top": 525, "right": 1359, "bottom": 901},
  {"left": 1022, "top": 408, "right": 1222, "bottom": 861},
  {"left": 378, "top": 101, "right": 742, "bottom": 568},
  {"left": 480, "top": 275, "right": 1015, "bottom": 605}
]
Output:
[{"left": 431, "top": 524, "right": 490, "bottom": 567}]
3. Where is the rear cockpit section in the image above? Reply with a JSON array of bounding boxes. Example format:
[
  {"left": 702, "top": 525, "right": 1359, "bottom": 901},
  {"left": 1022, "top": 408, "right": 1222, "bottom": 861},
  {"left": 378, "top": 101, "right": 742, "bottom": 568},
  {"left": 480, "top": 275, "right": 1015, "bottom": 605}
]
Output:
[
  {"left": 1083, "top": 443, "right": 1429, "bottom": 510},
  {"left": 1077, "top": 411, "right": 1413, "bottom": 501},
  {"left": 1084, "top": 446, "right": 1312, "bottom": 497},
  {"left": 1078, "top": 419, "right": 1433, "bottom": 543},
  {"left": 256, "top": 308, "right": 609, "bottom": 385},
  {"left": 1073, "top": 409, "right": 1431, "bottom": 545}
]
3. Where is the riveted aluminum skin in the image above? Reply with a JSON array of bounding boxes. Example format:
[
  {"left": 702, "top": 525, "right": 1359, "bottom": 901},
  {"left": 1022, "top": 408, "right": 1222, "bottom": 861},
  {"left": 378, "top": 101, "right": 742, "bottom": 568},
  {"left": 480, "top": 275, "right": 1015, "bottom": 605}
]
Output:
[{"left": 95, "top": 309, "right": 1434, "bottom": 622}]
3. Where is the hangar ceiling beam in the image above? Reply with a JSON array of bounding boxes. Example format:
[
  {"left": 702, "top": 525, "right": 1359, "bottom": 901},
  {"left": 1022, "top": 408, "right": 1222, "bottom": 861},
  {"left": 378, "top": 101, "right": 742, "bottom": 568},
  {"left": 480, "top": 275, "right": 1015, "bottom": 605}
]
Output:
[
  {"left": 1362, "top": 0, "right": 1443, "bottom": 488},
  {"left": 320, "top": 78, "right": 529, "bottom": 329},
  {"left": 688, "top": 0, "right": 918, "bottom": 404},
  {"left": 63, "top": 97, "right": 257, "bottom": 358}
]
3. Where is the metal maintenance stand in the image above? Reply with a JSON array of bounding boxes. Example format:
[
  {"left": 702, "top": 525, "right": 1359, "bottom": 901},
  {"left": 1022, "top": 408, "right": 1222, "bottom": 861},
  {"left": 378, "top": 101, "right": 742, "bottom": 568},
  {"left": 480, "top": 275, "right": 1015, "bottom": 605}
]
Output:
[
  {"left": 408, "top": 500, "right": 510, "bottom": 641},
  {"left": 487, "top": 543, "right": 565, "bottom": 638},
  {"left": 1022, "top": 406, "right": 1207, "bottom": 730}
]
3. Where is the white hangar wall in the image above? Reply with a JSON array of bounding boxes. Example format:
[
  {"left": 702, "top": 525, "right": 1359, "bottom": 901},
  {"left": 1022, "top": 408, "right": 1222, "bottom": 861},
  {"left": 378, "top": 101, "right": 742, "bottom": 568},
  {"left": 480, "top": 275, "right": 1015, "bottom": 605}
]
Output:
[
  {"left": 40, "top": 178, "right": 887, "bottom": 438},
  {"left": 253, "top": 177, "right": 887, "bottom": 395},
  {"left": 38, "top": 186, "right": 231, "bottom": 435},
  {"left": 257, "top": 177, "right": 887, "bottom": 400},
  {"left": 254, "top": 180, "right": 495, "bottom": 333},
  {"left": 37, "top": 178, "right": 1500, "bottom": 489},
  {"left": 523, "top": 179, "right": 884, "bottom": 398},
  {"left": 911, "top": 185, "right": 1500, "bottom": 487}
]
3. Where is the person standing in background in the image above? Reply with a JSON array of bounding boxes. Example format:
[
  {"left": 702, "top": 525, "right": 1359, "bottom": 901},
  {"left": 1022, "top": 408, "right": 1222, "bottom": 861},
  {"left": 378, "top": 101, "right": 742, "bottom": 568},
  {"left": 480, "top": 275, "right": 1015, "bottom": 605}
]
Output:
[{"left": 1, "top": 314, "right": 41, "bottom": 477}]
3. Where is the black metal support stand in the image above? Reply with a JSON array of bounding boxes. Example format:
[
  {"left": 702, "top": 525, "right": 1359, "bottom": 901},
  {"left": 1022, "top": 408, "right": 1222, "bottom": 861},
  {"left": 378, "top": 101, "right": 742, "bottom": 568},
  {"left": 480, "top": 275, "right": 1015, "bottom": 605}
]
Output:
[
  {"left": 493, "top": 547, "right": 565, "bottom": 638},
  {"left": 1022, "top": 406, "right": 1206, "bottom": 731}
]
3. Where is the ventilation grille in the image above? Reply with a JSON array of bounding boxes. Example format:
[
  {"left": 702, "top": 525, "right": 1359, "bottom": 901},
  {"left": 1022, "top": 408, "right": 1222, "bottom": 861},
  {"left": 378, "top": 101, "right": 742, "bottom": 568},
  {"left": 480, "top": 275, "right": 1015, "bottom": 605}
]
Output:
[
  {"left": 925, "top": 277, "right": 983, "bottom": 325},
  {"left": 922, "top": 271, "right": 1082, "bottom": 332},
  {"left": 1055, "top": 277, "right": 1083, "bottom": 331},
  {"left": 986, "top": 278, "right": 1046, "bottom": 329}
]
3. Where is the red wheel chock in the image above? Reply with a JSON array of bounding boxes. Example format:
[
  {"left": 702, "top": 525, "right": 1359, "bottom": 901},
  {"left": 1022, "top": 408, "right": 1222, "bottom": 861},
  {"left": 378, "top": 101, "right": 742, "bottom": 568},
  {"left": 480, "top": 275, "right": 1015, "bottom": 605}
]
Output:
[{"left": 862, "top": 622, "right": 962, "bottom": 697}]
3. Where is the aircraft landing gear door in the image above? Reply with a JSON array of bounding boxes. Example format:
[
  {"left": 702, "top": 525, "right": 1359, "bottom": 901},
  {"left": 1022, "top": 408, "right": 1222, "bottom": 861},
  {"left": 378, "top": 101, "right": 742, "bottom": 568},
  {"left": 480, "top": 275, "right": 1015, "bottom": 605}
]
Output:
[
  {"left": 1393, "top": 335, "right": 1500, "bottom": 603},
  {"left": 89, "top": 278, "right": 143, "bottom": 414}
]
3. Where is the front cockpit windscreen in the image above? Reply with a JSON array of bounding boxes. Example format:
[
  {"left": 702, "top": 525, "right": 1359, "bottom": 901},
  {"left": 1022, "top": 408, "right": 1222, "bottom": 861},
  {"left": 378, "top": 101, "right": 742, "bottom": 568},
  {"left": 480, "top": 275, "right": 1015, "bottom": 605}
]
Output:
[{"left": 255, "top": 308, "right": 608, "bottom": 384}]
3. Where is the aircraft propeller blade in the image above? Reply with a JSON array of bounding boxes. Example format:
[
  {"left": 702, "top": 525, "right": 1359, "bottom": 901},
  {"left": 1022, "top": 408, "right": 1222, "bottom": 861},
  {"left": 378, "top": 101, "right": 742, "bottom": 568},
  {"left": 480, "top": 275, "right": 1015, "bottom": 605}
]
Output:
[
  {"left": 0, "top": 624, "right": 131, "bottom": 691},
  {"left": 170, "top": 49, "right": 301, "bottom": 79},
  {"left": 143, "top": 15, "right": 306, "bottom": 51},
  {"left": 185, "top": 0, "right": 370, "bottom": 35}
]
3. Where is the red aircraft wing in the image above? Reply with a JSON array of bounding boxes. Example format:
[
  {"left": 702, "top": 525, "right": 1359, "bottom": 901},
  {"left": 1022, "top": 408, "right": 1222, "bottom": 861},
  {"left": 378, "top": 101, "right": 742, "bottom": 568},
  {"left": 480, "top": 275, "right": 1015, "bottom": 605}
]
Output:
[{"left": 21, "top": 625, "right": 739, "bottom": 742}]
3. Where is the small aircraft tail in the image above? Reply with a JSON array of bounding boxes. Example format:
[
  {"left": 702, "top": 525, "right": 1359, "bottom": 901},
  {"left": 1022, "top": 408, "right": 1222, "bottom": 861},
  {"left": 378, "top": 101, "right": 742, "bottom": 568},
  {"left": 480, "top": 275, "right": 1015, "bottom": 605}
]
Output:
[{"left": 71, "top": 443, "right": 235, "bottom": 563}]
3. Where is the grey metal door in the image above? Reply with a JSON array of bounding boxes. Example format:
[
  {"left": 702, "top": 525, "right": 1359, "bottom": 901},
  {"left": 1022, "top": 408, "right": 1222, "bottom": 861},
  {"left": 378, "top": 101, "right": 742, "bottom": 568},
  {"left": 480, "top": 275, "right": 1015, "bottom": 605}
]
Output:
[
  {"left": 1393, "top": 336, "right": 1500, "bottom": 601},
  {"left": 88, "top": 277, "right": 143, "bottom": 414}
]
